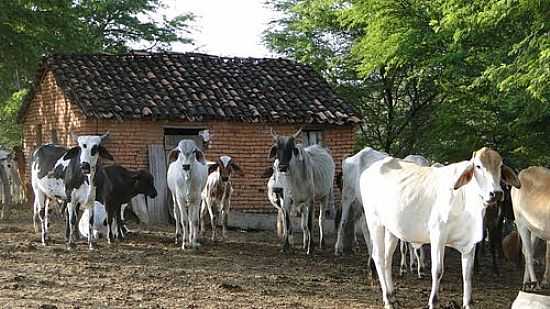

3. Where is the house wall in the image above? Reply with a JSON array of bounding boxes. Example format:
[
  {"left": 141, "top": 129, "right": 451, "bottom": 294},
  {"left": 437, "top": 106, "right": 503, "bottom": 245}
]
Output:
[{"left": 21, "top": 72, "right": 356, "bottom": 214}]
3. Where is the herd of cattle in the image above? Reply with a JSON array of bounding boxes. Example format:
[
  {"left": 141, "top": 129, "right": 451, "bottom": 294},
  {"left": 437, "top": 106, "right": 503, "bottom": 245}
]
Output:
[{"left": 1, "top": 128, "right": 547, "bottom": 308}]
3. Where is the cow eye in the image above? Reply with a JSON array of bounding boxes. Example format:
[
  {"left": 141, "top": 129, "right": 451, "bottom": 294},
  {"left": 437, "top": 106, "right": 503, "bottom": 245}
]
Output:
[
  {"left": 82, "top": 144, "right": 87, "bottom": 148},
  {"left": 475, "top": 165, "right": 481, "bottom": 169},
  {"left": 91, "top": 145, "right": 99, "bottom": 156}
]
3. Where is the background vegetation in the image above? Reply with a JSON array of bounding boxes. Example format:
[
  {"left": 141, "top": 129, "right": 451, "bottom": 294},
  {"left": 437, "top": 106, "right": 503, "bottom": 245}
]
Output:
[{"left": 264, "top": 0, "right": 549, "bottom": 167}]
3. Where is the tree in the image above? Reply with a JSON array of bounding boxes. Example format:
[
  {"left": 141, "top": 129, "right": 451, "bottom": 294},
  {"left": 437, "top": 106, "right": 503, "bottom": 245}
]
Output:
[
  {"left": 264, "top": 0, "right": 442, "bottom": 156},
  {"left": 0, "top": 0, "right": 194, "bottom": 147},
  {"left": 264, "top": 0, "right": 549, "bottom": 166}
]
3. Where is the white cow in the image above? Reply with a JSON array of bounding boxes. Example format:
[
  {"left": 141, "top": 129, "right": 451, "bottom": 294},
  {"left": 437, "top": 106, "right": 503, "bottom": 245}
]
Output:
[
  {"left": 167, "top": 139, "right": 208, "bottom": 249},
  {"left": 334, "top": 147, "right": 387, "bottom": 256},
  {"left": 399, "top": 155, "right": 431, "bottom": 278},
  {"left": 269, "top": 128, "right": 335, "bottom": 254},
  {"left": 511, "top": 166, "right": 550, "bottom": 290},
  {"left": 360, "top": 147, "right": 520, "bottom": 309}
]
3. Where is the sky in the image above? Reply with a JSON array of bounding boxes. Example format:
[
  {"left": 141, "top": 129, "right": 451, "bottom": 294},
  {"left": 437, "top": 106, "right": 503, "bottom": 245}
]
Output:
[{"left": 157, "top": 0, "right": 279, "bottom": 58}]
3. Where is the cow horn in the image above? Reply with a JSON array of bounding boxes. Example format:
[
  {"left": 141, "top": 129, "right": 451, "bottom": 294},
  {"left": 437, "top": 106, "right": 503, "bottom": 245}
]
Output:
[
  {"left": 100, "top": 131, "right": 110, "bottom": 143},
  {"left": 70, "top": 131, "right": 79, "bottom": 144},
  {"left": 292, "top": 127, "right": 303, "bottom": 139}
]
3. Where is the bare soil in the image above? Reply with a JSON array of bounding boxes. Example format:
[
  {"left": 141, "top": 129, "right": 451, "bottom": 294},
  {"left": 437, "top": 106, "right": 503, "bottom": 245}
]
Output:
[{"left": 0, "top": 207, "right": 541, "bottom": 308}]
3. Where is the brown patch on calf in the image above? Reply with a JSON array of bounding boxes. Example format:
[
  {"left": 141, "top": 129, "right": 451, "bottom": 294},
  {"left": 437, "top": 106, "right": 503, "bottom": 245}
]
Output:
[{"left": 476, "top": 147, "right": 502, "bottom": 174}]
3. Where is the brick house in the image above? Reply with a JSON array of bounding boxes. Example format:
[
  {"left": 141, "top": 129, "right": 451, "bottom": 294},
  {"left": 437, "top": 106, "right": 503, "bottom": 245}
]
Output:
[{"left": 17, "top": 52, "right": 359, "bottom": 224}]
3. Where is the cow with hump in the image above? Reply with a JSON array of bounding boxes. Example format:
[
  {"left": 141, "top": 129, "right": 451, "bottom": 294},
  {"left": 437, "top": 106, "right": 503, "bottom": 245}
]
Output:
[
  {"left": 268, "top": 127, "right": 335, "bottom": 255},
  {"left": 511, "top": 166, "right": 550, "bottom": 290},
  {"left": 359, "top": 147, "right": 520, "bottom": 309},
  {"left": 31, "top": 132, "right": 112, "bottom": 250},
  {"left": 167, "top": 139, "right": 208, "bottom": 250}
]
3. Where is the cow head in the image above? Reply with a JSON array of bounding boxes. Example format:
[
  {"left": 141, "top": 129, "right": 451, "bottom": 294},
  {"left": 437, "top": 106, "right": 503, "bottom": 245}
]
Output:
[
  {"left": 133, "top": 170, "right": 157, "bottom": 199},
  {"left": 168, "top": 139, "right": 204, "bottom": 176},
  {"left": 209, "top": 155, "right": 242, "bottom": 182},
  {"left": 453, "top": 147, "right": 521, "bottom": 207},
  {"left": 64, "top": 132, "right": 113, "bottom": 175},
  {"left": 268, "top": 127, "right": 303, "bottom": 173}
]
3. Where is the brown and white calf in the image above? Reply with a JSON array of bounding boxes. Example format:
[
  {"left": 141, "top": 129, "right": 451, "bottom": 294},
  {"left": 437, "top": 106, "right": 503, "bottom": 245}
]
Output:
[{"left": 200, "top": 155, "right": 242, "bottom": 240}]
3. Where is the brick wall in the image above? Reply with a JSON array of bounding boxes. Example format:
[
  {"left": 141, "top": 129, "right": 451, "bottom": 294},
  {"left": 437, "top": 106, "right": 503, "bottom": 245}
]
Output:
[{"left": 21, "top": 71, "right": 356, "bottom": 213}]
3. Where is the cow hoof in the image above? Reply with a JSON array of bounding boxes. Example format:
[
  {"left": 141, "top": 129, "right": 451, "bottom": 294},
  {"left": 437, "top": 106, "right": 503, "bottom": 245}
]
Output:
[
  {"left": 66, "top": 243, "right": 76, "bottom": 251},
  {"left": 399, "top": 267, "right": 407, "bottom": 277}
]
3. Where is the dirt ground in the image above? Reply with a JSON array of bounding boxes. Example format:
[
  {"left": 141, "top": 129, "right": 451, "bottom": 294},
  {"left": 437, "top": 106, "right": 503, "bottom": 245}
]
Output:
[{"left": 0, "top": 207, "right": 543, "bottom": 309}]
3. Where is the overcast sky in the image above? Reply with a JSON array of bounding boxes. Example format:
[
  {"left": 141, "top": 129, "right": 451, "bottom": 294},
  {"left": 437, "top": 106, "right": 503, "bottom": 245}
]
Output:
[{"left": 157, "top": 0, "right": 279, "bottom": 58}]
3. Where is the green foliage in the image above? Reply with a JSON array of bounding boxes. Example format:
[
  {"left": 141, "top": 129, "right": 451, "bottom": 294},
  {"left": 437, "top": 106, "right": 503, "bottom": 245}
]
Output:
[
  {"left": 264, "top": 0, "right": 550, "bottom": 167},
  {"left": 0, "top": 0, "right": 194, "bottom": 148},
  {"left": 0, "top": 90, "right": 26, "bottom": 148}
]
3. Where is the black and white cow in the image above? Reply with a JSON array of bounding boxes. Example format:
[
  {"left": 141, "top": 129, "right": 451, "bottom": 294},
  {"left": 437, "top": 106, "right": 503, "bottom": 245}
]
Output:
[
  {"left": 95, "top": 165, "right": 157, "bottom": 242},
  {"left": 31, "top": 132, "right": 112, "bottom": 249}
]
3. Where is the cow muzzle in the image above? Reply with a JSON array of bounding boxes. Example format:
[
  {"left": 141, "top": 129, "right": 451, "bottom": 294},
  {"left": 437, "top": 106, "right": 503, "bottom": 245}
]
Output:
[
  {"left": 278, "top": 164, "right": 289, "bottom": 173},
  {"left": 80, "top": 162, "right": 91, "bottom": 174},
  {"left": 273, "top": 187, "right": 283, "bottom": 195},
  {"left": 221, "top": 176, "right": 229, "bottom": 182},
  {"left": 182, "top": 164, "right": 191, "bottom": 171}
]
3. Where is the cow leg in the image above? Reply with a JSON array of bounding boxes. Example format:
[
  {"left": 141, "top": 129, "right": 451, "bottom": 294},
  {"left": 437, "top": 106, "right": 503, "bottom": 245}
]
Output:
[
  {"left": 35, "top": 192, "right": 47, "bottom": 245},
  {"left": 190, "top": 201, "right": 201, "bottom": 248},
  {"left": 221, "top": 198, "right": 230, "bottom": 240},
  {"left": 64, "top": 202, "right": 70, "bottom": 242},
  {"left": 359, "top": 214, "right": 375, "bottom": 280},
  {"left": 301, "top": 204, "right": 313, "bottom": 255},
  {"left": 318, "top": 196, "right": 328, "bottom": 250},
  {"left": 368, "top": 222, "right": 393, "bottom": 309},
  {"left": 399, "top": 240, "right": 408, "bottom": 276},
  {"left": 416, "top": 245, "right": 426, "bottom": 278},
  {"left": 44, "top": 198, "right": 50, "bottom": 242},
  {"left": 199, "top": 199, "right": 209, "bottom": 238},
  {"left": 106, "top": 203, "right": 115, "bottom": 244},
  {"left": 66, "top": 202, "right": 78, "bottom": 249},
  {"left": 517, "top": 221, "right": 539, "bottom": 290},
  {"left": 172, "top": 194, "right": 181, "bottom": 245},
  {"left": 32, "top": 193, "right": 40, "bottom": 233},
  {"left": 428, "top": 240, "right": 445, "bottom": 309},
  {"left": 281, "top": 207, "right": 291, "bottom": 253},
  {"left": 335, "top": 193, "right": 354, "bottom": 256},
  {"left": 87, "top": 204, "right": 96, "bottom": 250},
  {"left": 120, "top": 203, "right": 129, "bottom": 235},
  {"left": 115, "top": 205, "right": 125, "bottom": 240},
  {"left": 177, "top": 199, "right": 188, "bottom": 250},
  {"left": 384, "top": 231, "right": 399, "bottom": 306},
  {"left": 461, "top": 246, "right": 475, "bottom": 309},
  {"left": 542, "top": 241, "right": 550, "bottom": 287}
]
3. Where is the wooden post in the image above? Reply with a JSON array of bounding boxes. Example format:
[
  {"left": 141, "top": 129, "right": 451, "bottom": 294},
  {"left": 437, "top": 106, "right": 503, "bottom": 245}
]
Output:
[{"left": 147, "top": 144, "right": 170, "bottom": 224}]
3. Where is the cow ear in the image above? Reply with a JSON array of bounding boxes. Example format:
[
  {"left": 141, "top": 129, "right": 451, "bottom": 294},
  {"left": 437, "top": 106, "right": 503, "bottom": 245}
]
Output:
[
  {"left": 195, "top": 149, "right": 205, "bottom": 162},
  {"left": 268, "top": 145, "right": 277, "bottom": 160},
  {"left": 231, "top": 161, "right": 243, "bottom": 176},
  {"left": 63, "top": 147, "right": 80, "bottom": 160},
  {"left": 502, "top": 165, "right": 521, "bottom": 189},
  {"left": 261, "top": 166, "right": 274, "bottom": 178},
  {"left": 208, "top": 162, "right": 219, "bottom": 174},
  {"left": 453, "top": 163, "right": 474, "bottom": 190},
  {"left": 98, "top": 146, "right": 114, "bottom": 161},
  {"left": 168, "top": 149, "right": 180, "bottom": 162}
]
